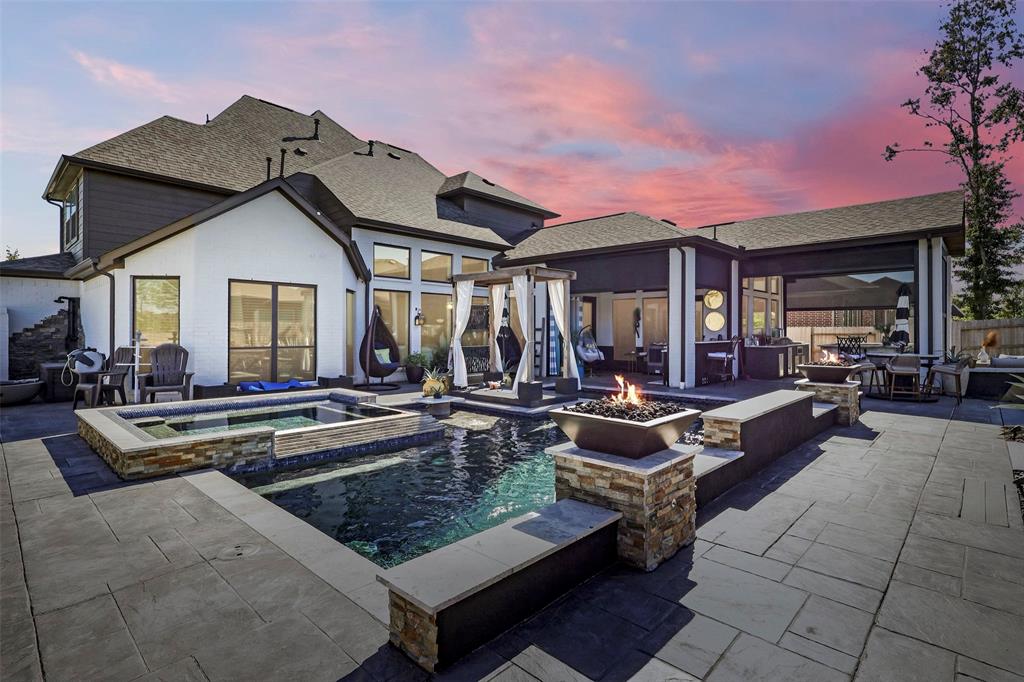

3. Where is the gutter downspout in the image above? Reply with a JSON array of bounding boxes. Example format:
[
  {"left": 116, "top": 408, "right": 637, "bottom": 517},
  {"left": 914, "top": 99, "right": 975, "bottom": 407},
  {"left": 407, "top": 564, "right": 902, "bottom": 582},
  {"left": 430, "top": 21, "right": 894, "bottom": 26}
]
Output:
[{"left": 102, "top": 270, "right": 115, "bottom": 360}]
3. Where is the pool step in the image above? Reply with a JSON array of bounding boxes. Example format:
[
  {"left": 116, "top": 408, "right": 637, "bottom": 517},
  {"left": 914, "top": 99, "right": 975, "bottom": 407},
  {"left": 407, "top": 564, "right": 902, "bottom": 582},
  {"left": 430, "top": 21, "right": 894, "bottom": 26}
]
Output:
[{"left": 273, "top": 412, "right": 443, "bottom": 460}]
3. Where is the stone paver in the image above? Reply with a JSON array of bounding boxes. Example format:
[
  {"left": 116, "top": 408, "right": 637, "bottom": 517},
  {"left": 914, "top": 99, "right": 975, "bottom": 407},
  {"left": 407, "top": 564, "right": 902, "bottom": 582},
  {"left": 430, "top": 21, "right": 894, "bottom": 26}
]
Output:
[{"left": 3, "top": 396, "right": 1022, "bottom": 681}]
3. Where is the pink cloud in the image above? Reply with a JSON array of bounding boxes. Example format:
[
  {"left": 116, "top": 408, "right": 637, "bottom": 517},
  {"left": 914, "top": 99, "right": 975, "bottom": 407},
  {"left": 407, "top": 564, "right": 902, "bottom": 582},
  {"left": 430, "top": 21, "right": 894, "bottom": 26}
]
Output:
[{"left": 70, "top": 50, "right": 182, "bottom": 103}]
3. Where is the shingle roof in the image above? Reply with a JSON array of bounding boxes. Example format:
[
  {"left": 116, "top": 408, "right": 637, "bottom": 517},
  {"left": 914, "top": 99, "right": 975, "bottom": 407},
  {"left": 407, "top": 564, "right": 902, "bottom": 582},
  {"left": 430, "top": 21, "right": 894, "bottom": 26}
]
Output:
[
  {"left": 692, "top": 190, "right": 964, "bottom": 251},
  {"left": 438, "top": 171, "right": 558, "bottom": 218},
  {"left": 501, "top": 212, "right": 686, "bottom": 261},
  {"left": 299, "top": 143, "right": 511, "bottom": 248},
  {"left": 70, "top": 96, "right": 365, "bottom": 192},
  {"left": 0, "top": 252, "right": 76, "bottom": 277}
]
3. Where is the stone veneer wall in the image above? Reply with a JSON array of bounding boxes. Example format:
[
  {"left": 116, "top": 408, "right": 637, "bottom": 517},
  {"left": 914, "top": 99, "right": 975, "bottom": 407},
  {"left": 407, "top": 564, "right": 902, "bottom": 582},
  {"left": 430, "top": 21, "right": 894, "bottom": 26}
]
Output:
[
  {"left": 795, "top": 381, "right": 860, "bottom": 426},
  {"left": 78, "top": 418, "right": 273, "bottom": 480},
  {"left": 8, "top": 310, "right": 83, "bottom": 380},
  {"left": 554, "top": 450, "right": 695, "bottom": 571},
  {"left": 702, "top": 417, "right": 742, "bottom": 450},
  {"left": 388, "top": 592, "right": 439, "bottom": 672}
]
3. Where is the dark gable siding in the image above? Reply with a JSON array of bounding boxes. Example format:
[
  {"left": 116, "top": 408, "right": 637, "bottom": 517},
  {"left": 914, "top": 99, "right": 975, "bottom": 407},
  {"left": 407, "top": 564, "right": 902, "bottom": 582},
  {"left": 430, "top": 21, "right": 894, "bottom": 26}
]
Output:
[
  {"left": 695, "top": 250, "right": 730, "bottom": 290},
  {"left": 548, "top": 250, "right": 670, "bottom": 294},
  {"left": 459, "top": 196, "right": 544, "bottom": 245},
  {"left": 83, "top": 170, "right": 227, "bottom": 259},
  {"left": 287, "top": 173, "right": 356, "bottom": 231}
]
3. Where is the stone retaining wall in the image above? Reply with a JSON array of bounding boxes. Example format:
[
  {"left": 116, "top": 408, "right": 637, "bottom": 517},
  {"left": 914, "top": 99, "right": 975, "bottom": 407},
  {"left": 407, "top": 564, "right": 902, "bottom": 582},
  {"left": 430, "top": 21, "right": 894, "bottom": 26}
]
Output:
[{"left": 795, "top": 380, "right": 860, "bottom": 425}]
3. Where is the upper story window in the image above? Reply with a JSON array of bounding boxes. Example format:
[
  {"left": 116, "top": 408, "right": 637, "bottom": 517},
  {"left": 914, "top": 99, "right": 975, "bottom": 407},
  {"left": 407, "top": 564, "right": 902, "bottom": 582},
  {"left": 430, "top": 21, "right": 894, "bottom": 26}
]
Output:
[
  {"left": 421, "top": 251, "right": 452, "bottom": 283},
  {"left": 462, "top": 256, "right": 489, "bottom": 275},
  {"left": 374, "top": 244, "right": 410, "bottom": 279},
  {"left": 62, "top": 177, "right": 82, "bottom": 246}
]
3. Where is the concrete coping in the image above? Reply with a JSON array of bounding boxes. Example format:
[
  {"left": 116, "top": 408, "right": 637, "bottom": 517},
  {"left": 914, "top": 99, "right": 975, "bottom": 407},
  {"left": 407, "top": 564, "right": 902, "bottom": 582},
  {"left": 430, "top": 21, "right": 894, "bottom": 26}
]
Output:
[
  {"left": 701, "top": 389, "right": 811, "bottom": 423},
  {"left": 793, "top": 379, "right": 861, "bottom": 388},
  {"left": 377, "top": 499, "right": 621, "bottom": 615},
  {"left": 693, "top": 447, "right": 744, "bottom": 479},
  {"left": 546, "top": 441, "right": 699, "bottom": 475}
]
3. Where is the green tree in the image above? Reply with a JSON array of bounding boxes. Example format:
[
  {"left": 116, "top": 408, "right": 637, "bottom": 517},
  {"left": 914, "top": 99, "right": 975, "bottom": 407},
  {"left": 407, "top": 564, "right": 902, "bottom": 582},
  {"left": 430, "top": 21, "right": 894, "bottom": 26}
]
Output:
[
  {"left": 885, "top": 0, "right": 1024, "bottom": 320},
  {"left": 4, "top": 247, "right": 19, "bottom": 261}
]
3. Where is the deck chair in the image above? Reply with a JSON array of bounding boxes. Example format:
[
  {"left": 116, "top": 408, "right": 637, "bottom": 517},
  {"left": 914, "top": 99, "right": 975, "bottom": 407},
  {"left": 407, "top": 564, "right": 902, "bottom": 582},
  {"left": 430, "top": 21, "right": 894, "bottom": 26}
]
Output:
[
  {"left": 97, "top": 346, "right": 134, "bottom": 406},
  {"left": 139, "top": 344, "right": 193, "bottom": 403}
]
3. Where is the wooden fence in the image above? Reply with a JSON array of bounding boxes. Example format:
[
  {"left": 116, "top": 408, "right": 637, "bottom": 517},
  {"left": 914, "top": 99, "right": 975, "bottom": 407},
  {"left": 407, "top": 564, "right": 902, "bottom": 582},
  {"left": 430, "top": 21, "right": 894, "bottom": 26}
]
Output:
[
  {"left": 953, "top": 318, "right": 1024, "bottom": 356},
  {"left": 786, "top": 326, "right": 885, "bottom": 360}
]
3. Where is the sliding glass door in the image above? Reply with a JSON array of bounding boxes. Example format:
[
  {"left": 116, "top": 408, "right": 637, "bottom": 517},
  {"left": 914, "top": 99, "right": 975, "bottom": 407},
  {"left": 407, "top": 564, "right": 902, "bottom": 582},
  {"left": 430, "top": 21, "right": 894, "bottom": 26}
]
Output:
[{"left": 229, "top": 280, "right": 316, "bottom": 383}]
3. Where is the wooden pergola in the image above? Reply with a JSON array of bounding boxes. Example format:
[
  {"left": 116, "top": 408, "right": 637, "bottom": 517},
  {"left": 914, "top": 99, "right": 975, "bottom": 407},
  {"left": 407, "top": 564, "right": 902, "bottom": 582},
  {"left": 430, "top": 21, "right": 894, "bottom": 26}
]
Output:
[{"left": 450, "top": 265, "right": 576, "bottom": 384}]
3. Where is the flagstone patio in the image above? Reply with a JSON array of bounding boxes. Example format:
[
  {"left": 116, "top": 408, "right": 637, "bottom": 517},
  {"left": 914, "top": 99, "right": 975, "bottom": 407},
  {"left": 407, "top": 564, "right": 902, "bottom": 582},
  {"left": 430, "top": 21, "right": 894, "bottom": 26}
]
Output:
[{"left": 2, "top": 395, "right": 1022, "bottom": 681}]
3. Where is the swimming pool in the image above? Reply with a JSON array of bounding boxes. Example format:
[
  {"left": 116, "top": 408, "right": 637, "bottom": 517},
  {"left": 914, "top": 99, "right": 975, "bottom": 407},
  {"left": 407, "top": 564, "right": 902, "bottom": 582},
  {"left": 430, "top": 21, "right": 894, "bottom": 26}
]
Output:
[
  {"left": 235, "top": 413, "right": 569, "bottom": 567},
  {"left": 235, "top": 404, "right": 709, "bottom": 567}
]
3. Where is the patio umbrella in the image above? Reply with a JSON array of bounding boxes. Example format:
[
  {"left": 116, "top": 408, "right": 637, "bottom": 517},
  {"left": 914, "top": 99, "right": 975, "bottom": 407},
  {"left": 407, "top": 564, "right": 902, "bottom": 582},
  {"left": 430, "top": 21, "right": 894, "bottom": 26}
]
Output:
[{"left": 891, "top": 283, "right": 911, "bottom": 347}]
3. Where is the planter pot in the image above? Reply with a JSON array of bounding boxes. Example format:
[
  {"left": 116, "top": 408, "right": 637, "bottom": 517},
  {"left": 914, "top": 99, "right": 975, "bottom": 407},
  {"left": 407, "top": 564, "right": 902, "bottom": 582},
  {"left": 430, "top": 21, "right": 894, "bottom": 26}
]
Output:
[
  {"left": 406, "top": 366, "right": 425, "bottom": 384},
  {"left": 797, "top": 364, "right": 861, "bottom": 384},
  {"left": 549, "top": 407, "right": 701, "bottom": 459},
  {"left": 0, "top": 380, "right": 43, "bottom": 406}
]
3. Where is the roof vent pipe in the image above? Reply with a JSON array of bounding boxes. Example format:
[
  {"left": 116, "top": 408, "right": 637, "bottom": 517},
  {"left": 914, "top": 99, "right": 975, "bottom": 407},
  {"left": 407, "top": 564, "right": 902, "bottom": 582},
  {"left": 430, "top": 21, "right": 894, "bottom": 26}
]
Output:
[
  {"left": 279, "top": 148, "right": 286, "bottom": 177},
  {"left": 368, "top": 140, "right": 375, "bottom": 156},
  {"left": 266, "top": 156, "right": 272, "bottom": 181},
  {"left": 713, "top": 225, "right": 717, "bottom": 240},
  {"left": 313, "top": 118, "right": 320, "bottom": 140}
]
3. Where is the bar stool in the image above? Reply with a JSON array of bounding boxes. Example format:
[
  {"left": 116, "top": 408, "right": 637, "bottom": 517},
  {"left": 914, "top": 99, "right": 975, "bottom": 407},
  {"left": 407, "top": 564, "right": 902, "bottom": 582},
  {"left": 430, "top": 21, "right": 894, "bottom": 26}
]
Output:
[
  {"left": 923, "top": 358, "right": 968, "bottom": 405},
  {"left": 886, "top": 355, "right": 921, "bottom": 400}
]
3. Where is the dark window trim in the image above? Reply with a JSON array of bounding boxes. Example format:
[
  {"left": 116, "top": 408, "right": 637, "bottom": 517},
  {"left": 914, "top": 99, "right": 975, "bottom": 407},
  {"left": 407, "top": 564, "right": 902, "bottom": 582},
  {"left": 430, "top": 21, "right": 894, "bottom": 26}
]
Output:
[
  {"left": 228, "top": 278, "right": 318, "bottom": 382},
  {"left": 131, "top": 275, "right": 181, "bottom": 347},
  {"left": 461, "top": 255, "right": 490, "bottom": 275},
  {"left": 373, "top": 242, "right": 412, "bottom": 280},
  {"left": 420, "top": 249, "right": 453, "bottom": 283}
]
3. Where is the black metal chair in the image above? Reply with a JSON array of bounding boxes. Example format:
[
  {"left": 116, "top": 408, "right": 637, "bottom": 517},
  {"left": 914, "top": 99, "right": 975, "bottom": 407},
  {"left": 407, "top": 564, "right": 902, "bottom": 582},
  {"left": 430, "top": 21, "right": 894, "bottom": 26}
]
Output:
[
  {"left": 706, "top": 337, "right": 741, "bottom": 384},
  {"left": 357, "top": 305, "right": 401, "bottom": 390},
  {"left": 836, "top": 335, "right": 867, "bottom": 361},
  {"left": 139, "top": 344, "right": 193, "bottom": 403}
]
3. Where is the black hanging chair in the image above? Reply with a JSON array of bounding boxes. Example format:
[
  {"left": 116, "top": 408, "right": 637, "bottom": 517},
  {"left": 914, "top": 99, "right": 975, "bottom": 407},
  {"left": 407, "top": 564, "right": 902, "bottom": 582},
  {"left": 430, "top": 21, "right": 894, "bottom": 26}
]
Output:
[
  {"left": 497, "top": 324, "right": 523, "bottom": 371},
  {"left": 356, "top": 305, "right": 402, "bottom": 391}
]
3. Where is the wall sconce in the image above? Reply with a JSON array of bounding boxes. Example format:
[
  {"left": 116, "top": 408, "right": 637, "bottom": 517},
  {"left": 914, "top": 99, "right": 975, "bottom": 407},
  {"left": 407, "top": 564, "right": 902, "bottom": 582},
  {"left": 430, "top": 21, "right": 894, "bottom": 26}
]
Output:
[{"left": 414, "top": 308, "right": 426, "bottom": 326}]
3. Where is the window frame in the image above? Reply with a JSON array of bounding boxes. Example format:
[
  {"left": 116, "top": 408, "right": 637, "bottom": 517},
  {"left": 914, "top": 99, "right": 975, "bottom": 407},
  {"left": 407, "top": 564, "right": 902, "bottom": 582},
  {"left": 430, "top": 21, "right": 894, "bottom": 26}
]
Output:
[
  {"left": 373, "top": 243, "right": 412, "bottom": 280},
  {"left": 131, "top": 275, "right": 181, "bottom": 352},
  {"left": 420, "top": 250, "right": 453, "bottom": 283},
  {"left": 62, "top": 177, "right": 81, "bottom": 247},
  {"left": 227, "top": 278, "right": 318, "bottom": 383},
  {"left": 461, "top": 255, "right": 490, "bottom": 275}
]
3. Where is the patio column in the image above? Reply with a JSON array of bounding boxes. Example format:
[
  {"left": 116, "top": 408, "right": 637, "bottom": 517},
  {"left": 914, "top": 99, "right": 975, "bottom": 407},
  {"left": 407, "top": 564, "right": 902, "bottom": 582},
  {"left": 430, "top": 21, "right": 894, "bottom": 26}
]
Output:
[
  {"left": 668, "top": 249, "right": 683, "bottom": 387},
  {"left": 733, "top": 256, "right": 741, "bottom": 374},
  {"left": 916, "top": 238, "right": 931, "bottom": 354},
  {"left": 683, "top": 247, "right": 696, "bottom": 388},
  {"left": 930, "top": 236, "right": 945, "bottom": 355}
]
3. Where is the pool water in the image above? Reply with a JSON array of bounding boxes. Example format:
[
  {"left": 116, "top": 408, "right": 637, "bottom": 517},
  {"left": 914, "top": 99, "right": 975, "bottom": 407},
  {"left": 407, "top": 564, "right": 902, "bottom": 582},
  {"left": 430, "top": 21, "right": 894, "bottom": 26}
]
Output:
[
  {"left": 136, "top": 402, "right": 395, "bottom": 439},
  {"left": 234, "top": 414, "right": 569, "bottom": 567}
]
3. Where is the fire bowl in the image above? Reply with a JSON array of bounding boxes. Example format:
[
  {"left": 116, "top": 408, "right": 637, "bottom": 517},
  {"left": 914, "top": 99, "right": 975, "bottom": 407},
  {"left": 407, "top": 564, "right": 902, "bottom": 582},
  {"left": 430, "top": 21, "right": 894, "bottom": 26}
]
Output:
[
  {"left": 797, "top": 363, "right": 862, "bottom": 384},
  {"left": 549, "top": 406, "right": 701, "bottom": 459}
]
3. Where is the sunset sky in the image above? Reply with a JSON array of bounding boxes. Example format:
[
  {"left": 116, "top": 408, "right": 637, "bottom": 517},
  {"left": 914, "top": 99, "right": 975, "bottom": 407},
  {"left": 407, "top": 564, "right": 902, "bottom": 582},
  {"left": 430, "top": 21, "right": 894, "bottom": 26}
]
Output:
[{"left": 2, "top": 1, "right": 1022, "bottom": 257}]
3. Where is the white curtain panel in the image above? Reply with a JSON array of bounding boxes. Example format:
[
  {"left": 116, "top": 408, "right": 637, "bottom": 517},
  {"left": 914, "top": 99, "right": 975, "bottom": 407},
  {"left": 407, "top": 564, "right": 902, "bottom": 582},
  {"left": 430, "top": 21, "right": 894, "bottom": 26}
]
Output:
[
  {"left": 451, "top": 279, "right": 474, "bottom": 387},
  {"left": 512, "top": 275, "right": 532, "bottom": 392},
  {"left": 490, "top": 284, "right": 507, "bottom": 373},
  {"left": 547, "top": 280, "right": 581, "bottom": 387}
]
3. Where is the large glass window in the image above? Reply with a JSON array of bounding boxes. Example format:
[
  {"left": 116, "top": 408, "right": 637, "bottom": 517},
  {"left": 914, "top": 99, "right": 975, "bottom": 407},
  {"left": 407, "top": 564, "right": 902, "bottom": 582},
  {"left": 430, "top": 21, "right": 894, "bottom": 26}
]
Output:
[
  {"left": 461, "top": 256, "right": 489, "bottom": 275},
  {"left": 753, "top": 298, "right": 767, "bottom": 334},
  {"left": 374, "top": 289, "right": 410, "bottom": 360},
  {"left": 346, "top": 290, "right": 356, "bottom": 374},
  {"left": 229, "top": 281, "right": 316, "bottom": 383},
  {"left": 420, "top": 293, "right": 453, "bottom": 363},
  {"left": 374, "top": 244, "right": 410, "bottom": 279},
  {"left": 421, "top": 251, "right": 452, "bottom": 283},
  {"left": 133, "top": 277, "right": 180, "bottom": 364}
]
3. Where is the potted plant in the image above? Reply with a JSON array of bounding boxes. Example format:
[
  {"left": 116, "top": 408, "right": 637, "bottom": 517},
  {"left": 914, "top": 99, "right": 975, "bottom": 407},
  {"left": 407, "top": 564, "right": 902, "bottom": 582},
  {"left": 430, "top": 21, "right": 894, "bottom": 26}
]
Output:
[
  {"left": 940, "top": 347, "right": 972, "bottom": 397},
  {"left": 422, "top": 367, "right": 447, "bottom": 397},
  {"left": 404, "top": 352, "right": 429, "bottom": 384}
]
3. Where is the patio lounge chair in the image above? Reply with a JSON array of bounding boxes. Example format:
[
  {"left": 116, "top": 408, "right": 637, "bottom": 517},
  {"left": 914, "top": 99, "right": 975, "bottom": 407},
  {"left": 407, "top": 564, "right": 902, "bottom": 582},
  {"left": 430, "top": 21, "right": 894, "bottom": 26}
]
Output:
[
  {"left": 138, "top": 344, "right": 193, "bottom": 403},
  {"left": 97, "top": 346, "right": 134, "bottom": 406},
  {"left": 885, "top": 354, "right": 920, "bottom": 400},
  {"left": 357, "top": 305, "right": 401, "bottom": 390}
]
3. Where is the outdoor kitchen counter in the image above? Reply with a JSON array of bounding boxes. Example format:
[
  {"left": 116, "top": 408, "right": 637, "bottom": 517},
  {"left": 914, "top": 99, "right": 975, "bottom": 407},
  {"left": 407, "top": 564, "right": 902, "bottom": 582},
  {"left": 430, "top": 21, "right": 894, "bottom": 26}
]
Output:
[{"left": 743, "top": 343, "right": 807, "bottom": 380}]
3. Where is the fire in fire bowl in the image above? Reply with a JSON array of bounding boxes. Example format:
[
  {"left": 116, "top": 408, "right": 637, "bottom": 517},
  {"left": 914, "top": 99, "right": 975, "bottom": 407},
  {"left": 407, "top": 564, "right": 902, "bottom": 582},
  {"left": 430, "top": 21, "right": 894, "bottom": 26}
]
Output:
[
  {"left": 797, "top": 363, "right": 862, "bottom": 383},
  {"left": 549, "top": 376, "right": 701, "bottom": 459}
]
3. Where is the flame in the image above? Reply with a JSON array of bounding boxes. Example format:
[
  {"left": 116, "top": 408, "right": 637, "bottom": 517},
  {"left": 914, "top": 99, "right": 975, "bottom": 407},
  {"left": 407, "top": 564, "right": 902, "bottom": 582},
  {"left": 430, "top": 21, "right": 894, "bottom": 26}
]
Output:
[
  {"left": 612, "top": 374, "right": 644, "bottom": 406},
  {"left": 821, "top": 349, "right": 839, "bottom": 363}
]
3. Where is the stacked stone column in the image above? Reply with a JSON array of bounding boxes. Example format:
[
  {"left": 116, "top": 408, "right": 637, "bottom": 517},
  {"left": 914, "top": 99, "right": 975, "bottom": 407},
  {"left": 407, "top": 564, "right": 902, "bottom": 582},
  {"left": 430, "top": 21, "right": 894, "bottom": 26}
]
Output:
[
  {"left": 794, "top": 379, "right": 861, "bottom": 425},
  {"left": 550, "top": 443, "right": 696, "bottom": 571}
]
